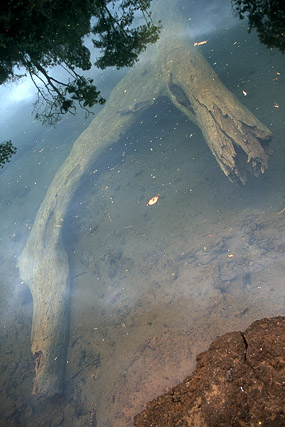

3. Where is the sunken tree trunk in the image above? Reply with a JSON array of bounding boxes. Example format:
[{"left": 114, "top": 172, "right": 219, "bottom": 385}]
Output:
[
  {"left": 18, "top": 0, "right": 271, "bottom": 397},
  {"left": 154, "top": 0, "right": 271, "bottom": 184}
]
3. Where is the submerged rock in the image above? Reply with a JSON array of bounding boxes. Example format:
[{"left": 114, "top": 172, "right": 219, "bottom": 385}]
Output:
[{"left": 134, "top": 316, "right": 285, "bottom": 426}]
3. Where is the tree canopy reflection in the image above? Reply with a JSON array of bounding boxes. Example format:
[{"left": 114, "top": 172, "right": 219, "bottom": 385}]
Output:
[
  {"left": 0, "top": 0, "right": 160, "bottom": 125},
  {"left": 232, "top": 0, "right": 285, "bottom": 53},
  {"left": 1, "top": 0, "right": 284, "bottom": 168},
  {"left": 0, "top": 140, "right": 17, "bottom": 169}
]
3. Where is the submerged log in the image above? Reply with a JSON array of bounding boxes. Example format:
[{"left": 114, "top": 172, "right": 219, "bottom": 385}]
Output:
[
  {"left": 18, "top": 55, "right": 162, "bottom": 397},
  {"left": 155, "top": 0, "right": 271, "bottom": 184},
  {"left": 18, "top": 0, "right": 271, "bottom": 396}
]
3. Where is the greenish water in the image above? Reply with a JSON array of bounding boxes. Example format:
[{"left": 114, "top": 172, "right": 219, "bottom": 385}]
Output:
[{"left": 0, "top": 2, "right": 284, "bottom": 426}]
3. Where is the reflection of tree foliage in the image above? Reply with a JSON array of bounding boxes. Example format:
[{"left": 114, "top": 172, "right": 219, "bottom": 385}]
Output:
[
  {"left": 92, "top": 0, "right": 159, "bottom": 69},
  {"left": 0, "top": 140, "right": 17, "bottom": 169},
  {"left": 232, "top": 0, "right": 285, "bottom": 53},
  {"left": 0, "top": 0, "right": 160, "bottom": 125}
]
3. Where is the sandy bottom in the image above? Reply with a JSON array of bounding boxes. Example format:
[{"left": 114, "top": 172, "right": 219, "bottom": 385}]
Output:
[
  {"left": 0, "top": 25, "right": 284, "bottom": 427},
  {"left": 61, "top": 100, "right": 285, "bottom": 426}
]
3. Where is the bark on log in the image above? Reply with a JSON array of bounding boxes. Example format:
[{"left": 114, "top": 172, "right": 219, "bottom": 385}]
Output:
[
  {"left": 154, "top": 0, "right": 271, "bottom": 184},
  {"left": 18, "top": 53, "right": 162, "bottom": 397},
  {"left": 18, "top": 0, "right": 272, "bottom": 396}
]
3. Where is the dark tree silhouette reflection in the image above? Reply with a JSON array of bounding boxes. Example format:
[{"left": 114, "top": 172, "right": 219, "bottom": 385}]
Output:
[
  {"left": 232, "top": 0, "right": 285, "bottom": 53},
  {"left": 0, "top": 0, "right": 160, "bottom": 125},
  {"left": 0, "top": 0, "right": 160, "bottom": 167},
  {"left": 2, "top": 0, "right": 283, "bottom": 167},
  {"left": 0, "top": 140, "right": 17, "bottom": 169}
]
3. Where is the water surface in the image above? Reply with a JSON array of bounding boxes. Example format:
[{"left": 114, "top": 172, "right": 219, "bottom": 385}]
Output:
[{"left": 0, "top": 1, "right": 284, "bottom": 426}]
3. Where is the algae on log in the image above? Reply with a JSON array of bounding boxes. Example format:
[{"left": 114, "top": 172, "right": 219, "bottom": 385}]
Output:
[
  {"left": 18, "top": 0, "right": 272, "bottom": 397},
  {"left": 154, "top": 0, "right": 271, "bottom": 184},
  {"left": 18, "top": 55, "right": 163, "bottom": 397}
]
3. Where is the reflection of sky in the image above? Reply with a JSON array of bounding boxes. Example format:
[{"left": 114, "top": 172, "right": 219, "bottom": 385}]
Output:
[
  {"left": 185, "top": 0, "right": 239, "bottom": 39},
  {"left": 0, "top": 36, "right": 123, "bottom": 146},
  {"left": 0, "top": 77, "right": 36, "bottom": 129},
  {"left": 2, "top": 75, "right": 35, "bottom": 103},
  {"left": 0, "top": 33, "right": 99, "bottom": 125},
  {"left": 0, "top": 3, "right": 284, "bottom": 425},
  {"left": 0, "top": 0, "right": 239, "bottom": 132}
]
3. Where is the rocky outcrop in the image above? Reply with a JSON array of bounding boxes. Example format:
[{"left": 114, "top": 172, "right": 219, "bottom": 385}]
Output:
[{"left": 134, "top": 317, "right": 285, "bottom": 426}]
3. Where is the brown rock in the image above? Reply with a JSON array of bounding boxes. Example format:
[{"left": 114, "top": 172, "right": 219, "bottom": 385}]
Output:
[{"left": 134, "top": 317, "right": 285, "bottom": 426}]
